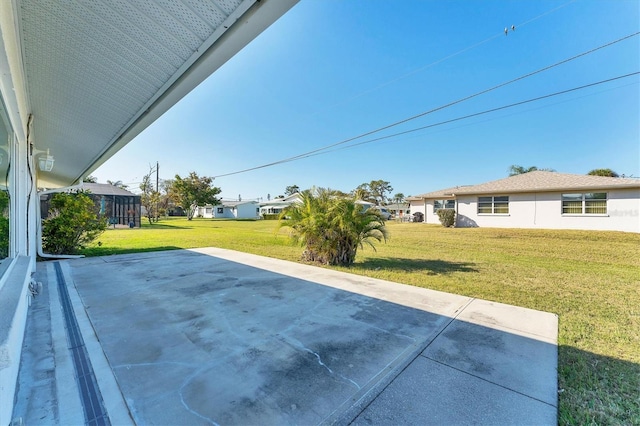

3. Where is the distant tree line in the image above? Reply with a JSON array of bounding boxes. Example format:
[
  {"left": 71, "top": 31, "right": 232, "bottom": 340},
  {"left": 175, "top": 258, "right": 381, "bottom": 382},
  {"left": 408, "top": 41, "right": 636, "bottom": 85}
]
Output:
[{"left": 508, "top": 165, "right": 621, "bottom": 178}]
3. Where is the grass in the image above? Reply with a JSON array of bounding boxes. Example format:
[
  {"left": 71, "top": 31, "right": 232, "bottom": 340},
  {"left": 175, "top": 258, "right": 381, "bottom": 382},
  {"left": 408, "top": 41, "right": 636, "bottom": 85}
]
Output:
[{"left": 83, "top": 217, "right": 640, "bottom": 424}]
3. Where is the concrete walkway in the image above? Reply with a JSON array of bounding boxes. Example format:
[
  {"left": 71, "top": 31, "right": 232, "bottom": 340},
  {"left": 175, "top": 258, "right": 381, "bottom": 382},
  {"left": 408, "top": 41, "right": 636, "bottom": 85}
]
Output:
[{"left": 16, "top": 248, "right": 557, "bottom": 425}]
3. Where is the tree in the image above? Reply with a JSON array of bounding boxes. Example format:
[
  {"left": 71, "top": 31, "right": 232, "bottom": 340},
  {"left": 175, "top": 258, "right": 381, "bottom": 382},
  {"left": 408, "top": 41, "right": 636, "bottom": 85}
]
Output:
[
  {"left": 369, "top": 180, "right": 393, "bottom": 205},
  {"left": 158, "top": 178, "right": 175, "bottom": 217},
  {"left": 173, "top": 172, "right": 221, "bottom": 220},
  {"left": 352, "top": 183, "right": 373, "bottom": 203},
  {"left": 140, "top": 166, "right": 161, "bottom": 224},
  {"left": 285, "top": 185, "right": 300, "bottom": 196},
  {"left": 84, "top": 175, "right": 98, "bottom": 183},
  {"left": 42, "top": 191, "right": 107, "bottom": 254},
  {"left": 587, "top": 168, "right": 619, "bottom": 177},
  {"left": 392, "top": 193, "right": 405, "bottom": 205},
  {"left": 279, "top": 188, "right": 387, "bottom": 266},
  {"left": 107, "top": 179, "right": 128, "bottom": 189},
  {"left": 508, "top": 165, "right": 555, "bottom": 176}
]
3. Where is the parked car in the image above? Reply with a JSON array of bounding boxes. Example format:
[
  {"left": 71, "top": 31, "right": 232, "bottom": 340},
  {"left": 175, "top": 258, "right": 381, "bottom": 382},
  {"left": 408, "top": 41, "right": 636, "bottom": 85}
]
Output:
[{"left": 372, "top": 206, "right": 392, "bottom": 220}]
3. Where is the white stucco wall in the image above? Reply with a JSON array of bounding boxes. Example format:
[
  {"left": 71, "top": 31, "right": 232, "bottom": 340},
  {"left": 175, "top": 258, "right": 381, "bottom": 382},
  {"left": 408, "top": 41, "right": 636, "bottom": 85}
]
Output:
[
  {"left": 235, "top": 203, "right": 259, "bottom": 219},
  {"left": 409, "top": 199, "right": 456, "bottom": 224},
  {"left": 455, "top": 189, "right": 640, "bottom": 232},
  {"left": 408, "top": 200, "right": 426, "bottom": 222}
]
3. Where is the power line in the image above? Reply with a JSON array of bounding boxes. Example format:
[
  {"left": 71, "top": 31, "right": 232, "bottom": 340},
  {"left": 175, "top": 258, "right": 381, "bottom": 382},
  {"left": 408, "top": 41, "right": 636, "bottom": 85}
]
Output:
[
  {"left": 310, "top": 0, "right": 577, "bottom": 115},
  {"left": 213, "top": 31, "right": 639, "bottom": 179},
  {"left": 304, "top": 72, "right": 640, "bottom": 157}
]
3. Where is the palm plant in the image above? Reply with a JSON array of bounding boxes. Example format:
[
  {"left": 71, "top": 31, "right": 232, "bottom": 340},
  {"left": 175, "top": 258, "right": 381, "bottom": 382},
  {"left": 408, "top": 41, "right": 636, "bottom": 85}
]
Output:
[
  {"left": 508, "top": 165, "right": 555, "bottom": 176},
  {"left": 279, "top": 188, "right": 387, "bottom": 266}
]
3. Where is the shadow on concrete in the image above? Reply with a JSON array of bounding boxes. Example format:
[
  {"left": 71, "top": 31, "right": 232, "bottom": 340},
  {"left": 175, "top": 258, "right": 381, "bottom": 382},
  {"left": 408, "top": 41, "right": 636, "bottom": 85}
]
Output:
[
  {"left": 357, "top": 257, "right": 479, "bottom": 275},
  {"left": 79, "top": 246, "right": 184, "bottom": 257},
  {"left": 26, "top": 248, "right": 555, "bottom": 425}
]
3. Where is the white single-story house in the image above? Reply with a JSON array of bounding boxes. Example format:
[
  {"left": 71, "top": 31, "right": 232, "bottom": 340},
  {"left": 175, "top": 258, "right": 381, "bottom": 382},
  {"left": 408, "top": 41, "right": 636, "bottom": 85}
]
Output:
[
  {"left": 384, "top": 203, "right": 411, "bottom": 218},
  {"left": 197, "top": 201, "right": 260, "bottom": 219},
  {"left": 259, "top": 192, "right": 302, "bottom": 216},
  {"left": 408, "top": 171, "right": 640, "bottom": 233}
]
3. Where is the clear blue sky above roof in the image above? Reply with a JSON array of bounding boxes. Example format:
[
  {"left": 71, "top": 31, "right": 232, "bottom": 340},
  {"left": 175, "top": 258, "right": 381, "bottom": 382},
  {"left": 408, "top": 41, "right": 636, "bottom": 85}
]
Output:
[{"left": 93, "top": 0, "right": 639, "bottom": 199}]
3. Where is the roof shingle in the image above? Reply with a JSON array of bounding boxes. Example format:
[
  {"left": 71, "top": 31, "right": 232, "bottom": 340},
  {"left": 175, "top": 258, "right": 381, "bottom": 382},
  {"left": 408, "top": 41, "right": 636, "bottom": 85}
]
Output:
[{"left": 410, "top": 171, "right": 640, "bottom": 199}]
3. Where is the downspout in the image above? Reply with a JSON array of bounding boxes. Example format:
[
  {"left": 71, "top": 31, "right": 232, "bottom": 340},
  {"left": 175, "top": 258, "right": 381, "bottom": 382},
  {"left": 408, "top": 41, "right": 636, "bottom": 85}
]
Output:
[
  {"left": 37, "top": 183, "right": 85, "bottom": 259},
  {"left": 453, "top": 193, "right": 459, "bottom": 227},
  {"left": 423, "top": 199, "right": 427, "bottom": 223}
]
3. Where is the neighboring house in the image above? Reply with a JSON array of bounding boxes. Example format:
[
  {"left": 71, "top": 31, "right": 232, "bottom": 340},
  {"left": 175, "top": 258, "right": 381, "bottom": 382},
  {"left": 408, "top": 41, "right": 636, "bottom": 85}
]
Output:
[
  {"left": 408, "top": 186, "right": 465, "bottom": 225},
  {"left": 259, "top": 192, "right": 303, "bottom": 216},
  {"left": 384, "top": 203, "right": 411, "bottom": 218},
  {"left": 197, "top": 201, "right": 260, "bottom": 219},
  {"left": 408, "top": 171, "right": 640, "bottom": 232},
  {"left": 40, "top": 182, "right": 142, "bottom": 227}
]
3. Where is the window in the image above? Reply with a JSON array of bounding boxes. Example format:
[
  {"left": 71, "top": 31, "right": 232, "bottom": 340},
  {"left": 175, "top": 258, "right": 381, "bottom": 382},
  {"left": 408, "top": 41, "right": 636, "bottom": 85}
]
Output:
[
  {"left": 478, "top": 196, "right": 509, "bottom": 214},
  {"left": 562, "top": 193, "right": 607, "bottom": 215},
  {"left": 433, "top": 199, "right": 455, "bottom": 212},
  {"left": 217, "top": 207, "right": 224, "bottom": 214}
]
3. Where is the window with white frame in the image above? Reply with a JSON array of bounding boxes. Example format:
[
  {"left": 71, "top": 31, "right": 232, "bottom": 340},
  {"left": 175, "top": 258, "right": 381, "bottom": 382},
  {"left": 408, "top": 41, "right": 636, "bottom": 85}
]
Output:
[
  {"left": 433, "top": 199, "right": 455, "bottom": 212},
  {"left": 478, "top": 196, "right": 509, "bottom": 214},
  {"left": 562, "top": 193, "right": 607, "bottom": 215}
]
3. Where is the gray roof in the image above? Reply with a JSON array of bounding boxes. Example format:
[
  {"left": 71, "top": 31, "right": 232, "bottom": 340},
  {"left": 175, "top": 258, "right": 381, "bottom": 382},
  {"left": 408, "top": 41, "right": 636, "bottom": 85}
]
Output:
[
  {"left": 407, "top": 186, "right": 468, "bottom": 200},
  {"left": 82, "top": 182, "right": 137, "bottom": 196},
  {"left": 384, "top": 203, "right": 410, "bottom": 210},
  {"left": 409, "top": 171, "right": 640, "bottom": 199},
  {"left": 222, "top": 200, "right": 258, "bottom": 207},
  {"left": 452, "top": 171, "right": 640, "bottom": 195}
]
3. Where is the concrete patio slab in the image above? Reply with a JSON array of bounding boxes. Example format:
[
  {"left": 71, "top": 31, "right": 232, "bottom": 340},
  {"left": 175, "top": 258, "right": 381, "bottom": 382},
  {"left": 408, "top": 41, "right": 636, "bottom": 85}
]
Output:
[
  {"left": 16, "top": 247, "right": 558, "bottom": 425},
  {"left": 351, "top": 356, "right": 557, "bottom": 425}
]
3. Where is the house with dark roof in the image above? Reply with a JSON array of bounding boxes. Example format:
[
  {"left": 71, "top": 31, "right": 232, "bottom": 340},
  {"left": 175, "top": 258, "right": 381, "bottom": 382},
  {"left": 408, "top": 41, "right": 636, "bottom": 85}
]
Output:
[
  {"left": 408, "top": 171, "right": 640, "bottom": 232},
  {"left": 40, "top": 182, "right": 142, "bottom": 227}
]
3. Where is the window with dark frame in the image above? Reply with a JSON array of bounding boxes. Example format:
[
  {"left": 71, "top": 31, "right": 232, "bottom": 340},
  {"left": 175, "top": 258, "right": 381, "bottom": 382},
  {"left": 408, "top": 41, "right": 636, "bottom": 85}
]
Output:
[
  {"left": 433, "top": 199, "right": 455, "bottom": 213},
  {"left": 562, "top": 193, "right": 607, "bottom": 215},
  {"left": 478, "top": 196, "right": 509, "bottom": 214}
]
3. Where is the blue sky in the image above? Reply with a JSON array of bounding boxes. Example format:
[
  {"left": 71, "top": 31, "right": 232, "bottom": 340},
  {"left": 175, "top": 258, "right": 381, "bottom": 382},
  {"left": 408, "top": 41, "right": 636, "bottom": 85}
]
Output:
[{"left": 92, "top": 0, "right": 640, "bottom": 200}]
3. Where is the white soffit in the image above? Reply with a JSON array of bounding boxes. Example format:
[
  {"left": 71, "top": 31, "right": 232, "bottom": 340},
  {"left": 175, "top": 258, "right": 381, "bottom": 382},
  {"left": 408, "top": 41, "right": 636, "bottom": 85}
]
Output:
[{"left": 18, "top": 0, "right": 297, "bottom": 186}]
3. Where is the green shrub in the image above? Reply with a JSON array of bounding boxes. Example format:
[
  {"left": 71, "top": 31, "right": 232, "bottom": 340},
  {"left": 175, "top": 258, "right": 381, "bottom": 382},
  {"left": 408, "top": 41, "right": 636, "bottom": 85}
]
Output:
[
  {"left": 279, "top": 188, "right": 387, "bottom": 266},
  {"left": 42, "top": 191, "right": 108, "bottom": 254},
  {"left": 0, "top": 191, "right": 8, "bottom": 259},
  {"left": 262, "top": 214, "right": 280, "bottom": 220},
  {"left": 0, "top": 216, "right": 8, "bottom": 259},
  {"left": 436, "top": 209, "right": 456, "bottom": 227}
]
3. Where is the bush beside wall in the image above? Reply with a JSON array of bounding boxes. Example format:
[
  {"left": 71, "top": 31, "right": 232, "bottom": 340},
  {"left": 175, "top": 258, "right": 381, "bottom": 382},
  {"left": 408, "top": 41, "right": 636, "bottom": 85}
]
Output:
[{"left": 436, "top": 209, "right": 456, "bottom": 227}]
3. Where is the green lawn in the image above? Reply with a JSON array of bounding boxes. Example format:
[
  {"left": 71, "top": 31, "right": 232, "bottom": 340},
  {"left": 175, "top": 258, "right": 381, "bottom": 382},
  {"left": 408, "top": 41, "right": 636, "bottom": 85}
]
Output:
[{"left": 83, "top": 218, "right": 640, "bottom": 424}]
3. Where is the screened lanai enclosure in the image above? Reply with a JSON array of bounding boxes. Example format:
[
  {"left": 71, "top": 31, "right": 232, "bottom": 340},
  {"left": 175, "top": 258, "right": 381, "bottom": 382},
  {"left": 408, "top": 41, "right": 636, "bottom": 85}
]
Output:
[{"left": 40, "top": 183, "right": 142, "bottom": 228}]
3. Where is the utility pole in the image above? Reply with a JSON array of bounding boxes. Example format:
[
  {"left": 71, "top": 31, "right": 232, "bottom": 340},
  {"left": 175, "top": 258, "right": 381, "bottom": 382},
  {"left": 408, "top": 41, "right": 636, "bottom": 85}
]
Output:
[{"left": 155, "top": 161, "right": 159, "bottom": 221}]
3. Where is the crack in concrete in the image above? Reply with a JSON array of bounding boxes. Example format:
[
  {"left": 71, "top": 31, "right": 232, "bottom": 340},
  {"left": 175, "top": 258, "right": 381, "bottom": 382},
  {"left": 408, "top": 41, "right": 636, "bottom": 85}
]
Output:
[
  {"left": 283, "top": 335, "right": 361, "bottom": 391},
  {"left": 179, "top": 366, "right": 220, "bottom": 426}
]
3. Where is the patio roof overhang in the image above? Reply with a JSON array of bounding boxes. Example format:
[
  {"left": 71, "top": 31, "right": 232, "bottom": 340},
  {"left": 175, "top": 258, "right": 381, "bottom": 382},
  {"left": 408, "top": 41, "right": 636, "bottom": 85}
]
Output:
[{"left": 2, "top": 0, "right": 297, "bottom": 187}]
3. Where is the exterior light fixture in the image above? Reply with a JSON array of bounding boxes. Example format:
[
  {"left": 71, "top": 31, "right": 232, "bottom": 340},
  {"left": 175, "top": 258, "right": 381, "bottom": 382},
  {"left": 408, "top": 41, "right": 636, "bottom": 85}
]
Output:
[
  {"left": 38, "top": 149, "right": 55, "bottom": 172},
  {"left": 32, "top": 147, "right": 55, "bottom": 172}
]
